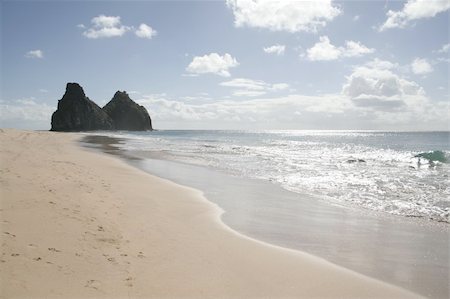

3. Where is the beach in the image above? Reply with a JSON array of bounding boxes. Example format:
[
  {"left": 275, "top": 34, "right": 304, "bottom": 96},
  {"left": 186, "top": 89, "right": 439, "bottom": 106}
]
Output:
[{"left": 0, "top": 129, "right": 421, "bottom": 298}]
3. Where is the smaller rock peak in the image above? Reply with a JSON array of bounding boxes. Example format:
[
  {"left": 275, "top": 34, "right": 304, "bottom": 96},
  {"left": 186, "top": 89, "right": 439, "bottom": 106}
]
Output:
[
  {"left": 112, "top": 90, "right": 132, "bottom": 102},
  {"left": 114, "top": 90, "right": 129, "bottom": 97},
  {"left": 65, "top": 82, "right": 86, "bottom": 98}
]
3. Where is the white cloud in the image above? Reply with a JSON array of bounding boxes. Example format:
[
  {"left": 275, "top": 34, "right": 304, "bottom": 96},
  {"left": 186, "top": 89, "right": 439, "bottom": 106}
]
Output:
[
  {"left": 136, "top": 92, "right": 352, "bottom": 129},
  {"left": 180, "top": 93, "right": 212, "bottom": 102},
  {"left": 83, "top": 15, "right": 130, "bottom": 39},
  {"left": 436, "top": 43, "right": 450, "bottom": 54},
  {"left": 82, "top": 15, "right": 157, "bottom": 40},
  {"left": 263, "top": 44, "right": 286, "bottom": 55},
  {"left": 343, "top": 40, "right": 375, "bottom": 57},
  {"left": 306, "top": 36, "right": 341, "bottom": 61},
  {"left": 25, "top": 50, "right": 43, "bottom": 59},
  {"left": 272, "top": 83, "right": 290, "bottom": 91},
  {"left": 353, "top": 15, "right": 360, "bottom": 21},
  {"left": 306, "top": 36, "right": 374, "bottom": 61},
  {"left": 411, "top": 58, "right": 433, "bottom": 75},
  {"left": 91, "top": 15, "right": 120, "bottom": 28},
  {"left": 226, "top": 0, "right": 341, "bottom": 33},
  {"left": 342, "top": 59, "right": 426, "bottom": 110},
  {"left": 379, "top": 0, "right": 450, "bottom": 31},
  {"left": 0, "top": 98, "right": 54, "bottom": 123},
  {"left": 365, "top": 58, "right": 398, "bottom": 70},
  {"left": 135, "top": 23, "right": 157, "bottom": 39},
  {"left": 232, "top": 90, "right": 267, "bottom": 97},
  {"left": 220, "top": 78, "right": 289, "bottom": 97},
  {"left": 338, "top": 59, "right": 448, "bottom": 128},
  {"left": 186, "top": 53, "right": 239, "bottom": 77},
  {"left": 437, "top": 57, "right": 450, "bottom": 63},
  {"left": 134, "top": 61, "right": 447, "bottom": 130}
]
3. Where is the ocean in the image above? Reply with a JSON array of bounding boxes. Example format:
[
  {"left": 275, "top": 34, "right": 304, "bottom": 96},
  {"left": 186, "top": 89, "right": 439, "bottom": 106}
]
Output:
[{"left": 98, "top": 130, "right": 450, "bottom": 223}]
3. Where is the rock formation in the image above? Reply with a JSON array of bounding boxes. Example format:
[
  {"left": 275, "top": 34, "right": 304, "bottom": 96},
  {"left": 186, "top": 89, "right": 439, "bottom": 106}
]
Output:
[
  {"left": 103, "top": 91, "right": 152, "bottom": 131},
  {"left": 51, "top": 83, "right": 114, "bottom": 131},
  {"left": 50, "top": 83, "right": 153, "bottom": 131}
]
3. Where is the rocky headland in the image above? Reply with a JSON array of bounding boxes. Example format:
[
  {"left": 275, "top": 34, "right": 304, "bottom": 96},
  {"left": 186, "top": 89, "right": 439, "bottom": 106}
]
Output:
[
  {"left": 51, "top": 83, "right": 152, "bottom": 131},
  {"left": 103, "top": 91, "right": 152, "bottom": 131}
]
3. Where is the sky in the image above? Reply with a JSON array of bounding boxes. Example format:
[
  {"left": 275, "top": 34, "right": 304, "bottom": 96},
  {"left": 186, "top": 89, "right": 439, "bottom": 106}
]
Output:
[{"left": 1, "top": 0, "right": 449, "bottom": 130}]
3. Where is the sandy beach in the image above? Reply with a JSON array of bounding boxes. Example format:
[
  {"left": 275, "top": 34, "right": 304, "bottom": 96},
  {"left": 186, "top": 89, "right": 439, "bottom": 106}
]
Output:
[{"left": 0, "top": 129, "right": 420, "bottom": 298}]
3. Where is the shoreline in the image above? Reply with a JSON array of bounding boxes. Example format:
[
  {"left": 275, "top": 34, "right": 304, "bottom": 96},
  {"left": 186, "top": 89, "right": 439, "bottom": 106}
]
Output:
[
  {"left": 82, "top": 133, "right": 449, "bottom": 298},
  {"left": 82, "top": 134, "right": 449, "bottom": 231},
  {"left": 1, "top": 129, "right": 421, "bottom": 298}
]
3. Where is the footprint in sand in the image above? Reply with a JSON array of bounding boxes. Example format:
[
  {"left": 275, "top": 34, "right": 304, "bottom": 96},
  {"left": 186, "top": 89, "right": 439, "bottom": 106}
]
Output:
[
  {"left": 33, "top": 257, "right": 42, "bottom": 261},
  {"left": 137, "top": 251, "right": 145, "bottom": 258},
  {"left": 125, "top": 276, "right": 133, "bottom": 287},
  {"left": 48, "top": 247, "right": 61, "bottom": 252},
  {"left": 11, "top": 253, "right": 20, "bottom": 257},
  {"left": 85, "top": 279, "right": 101, "bottom": 290},
  {"left": 4, "top": 232, "right": 16, "bottom": 237}
]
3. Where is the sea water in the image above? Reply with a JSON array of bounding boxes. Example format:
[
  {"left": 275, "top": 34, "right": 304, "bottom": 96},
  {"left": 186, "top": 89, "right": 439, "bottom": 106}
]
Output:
[{"left": 99, "top": 130, "right": 450, "bottom": 223}]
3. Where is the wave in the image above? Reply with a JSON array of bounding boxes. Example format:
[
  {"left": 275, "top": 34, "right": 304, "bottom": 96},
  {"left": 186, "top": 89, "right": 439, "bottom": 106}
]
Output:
[
  {"left": 93, "top": 131, "right": 450, "bottom": 223},
  {"left": 414, "top": 150, "right": 448, "bottom": 164}
]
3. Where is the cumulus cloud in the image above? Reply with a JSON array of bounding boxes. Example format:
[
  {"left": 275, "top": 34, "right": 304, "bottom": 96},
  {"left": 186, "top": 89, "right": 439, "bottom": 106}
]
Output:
[
  {"left": 364, "top": 58, "right": 398, "bottom": 70},
  {"left": 338, "top": 59, "right": 448, "bottom": 128},
  {"left": 135, "top": 23, "right": 157, "bottom": 39},
  {"left": 139, "top": 91, "right": 445, "bottom": 130},
  {"left": 343, "top": 41, "right": 375, "bottom": 57},
  {"left": 379, "top": 0, "right": 450, "bottom": 31},
  {"left": 0, "top": 98, "right": 54, "bottom": 126},
  {"left": 134, "top": 61, "right": 447, "bottom": 130},
  {"left": 263, "top": 44, "right": 286, "bottom": 55},
  {"left": 342, "top": 59, "right": 426, "bottom": 110},
  {"left": 306, "top": 36, "right": 340, "bottom": 61},
  {"left": 81, "top": 16, "right": 158, "bottom": 40},
  {"left": 82, "top": 15, "right": 130, "bottom": 38},
  {"left": 226, "top": 0, "right": 341, "bottom": 33},
  {"left": 25, "top": 50, "right": 43, "bottom": 59},
  {"left": 306, "top": 36, "right": 374, "bottom": 61},
  {"left": 186, "top": 53, "right": 239, "bottom": 77},
  {"left": 411, "top": 58, "right": 433, "bottom": 75},
  {"left": 220, "top": 78, "right": 289, "bottom": 97},
  {"left": 136, "top": 92, "right": 353, "bottom": 129},
  {"left": 436, "top": 43, "right": 450, "bottom": 54}
]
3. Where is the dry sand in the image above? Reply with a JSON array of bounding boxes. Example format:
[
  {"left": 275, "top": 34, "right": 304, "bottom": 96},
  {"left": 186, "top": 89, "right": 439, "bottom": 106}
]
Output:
[{"left": 0, "top": 129, "right": 420, "bottom": 298}]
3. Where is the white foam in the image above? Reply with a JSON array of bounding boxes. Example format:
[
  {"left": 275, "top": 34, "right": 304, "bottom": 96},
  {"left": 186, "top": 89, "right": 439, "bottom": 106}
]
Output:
[{"left": 101, "top": 131, "right": 450, "bottom": 223}]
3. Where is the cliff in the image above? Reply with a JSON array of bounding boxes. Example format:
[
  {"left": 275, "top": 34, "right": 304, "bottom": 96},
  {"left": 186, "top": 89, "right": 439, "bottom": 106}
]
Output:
[
  {"left": 103, "top": 91, "right": 152, "bottom": 131},
  {"left": 51, "top": 83, "right": 113, "bottom": 131},
  {"left": 50, "top": 83, "right": 152, "bottom": 131}
]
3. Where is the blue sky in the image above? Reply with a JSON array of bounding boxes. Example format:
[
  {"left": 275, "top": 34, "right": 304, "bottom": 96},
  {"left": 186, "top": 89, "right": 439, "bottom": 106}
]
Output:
[{"left": 1, "top": 0, "right": 449, "bottom": 130}]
